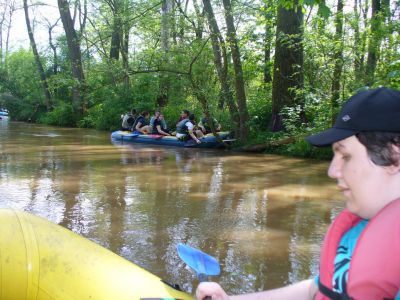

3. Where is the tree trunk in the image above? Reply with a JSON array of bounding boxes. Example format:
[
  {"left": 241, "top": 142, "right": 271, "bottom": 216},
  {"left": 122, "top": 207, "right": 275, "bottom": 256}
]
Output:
[
  {"left": 269, "top": 3, "right": 304, "bottom": 132},
  {"left": 331, "top": 0, "right": 344, "bottom": 124},
  {"left": 57, "top": 0, "right": 86, "bottom": 112},
  {"left": 48, "top": 20, "right": 59, "bottom": 75},
  {"left": 202, "top": 0, "right": 239, "bottom": 135},
  {"left": 0, "top": 5, "right": 5, "bottom": 63},
  {"left": 378, "top": 0, "right": 391, "bottom": 65},
  {"left": 4, "top": 2, "right": 13, "bottom": 65},
  {"left": 264, "top": 23, "right": 272, "bottom": 84},
  {"left": 263, "top": 0, "right": 274, "bottom": 84},
  {"left": 0, "top": 0, "right": 16, "bottom": 65},
  {"left": 23, "top": 0, "right": 52, "bottom": 111},
  {"left": 159, "top": 0, "right": 173, "bottom": 106},
  {"left": 161, "top": 0, "right": 172, "bottom": 54},
  {"left": 193, "top": 0, "right": 204, "bottom": 39},
  {"left": 122, "top": 26, "right": 130, "bottom": 91},
  {"left": 109, "top": 0, "right": 122, "bottom": 60},
  {"left": 222, "top": 0, "right": 249, "bottom": 142},
  {"left": 353, "top": 0, "right": 362, "bottom": 80},
  {"left": 365, "top": 0, "right": 382, "bottom": 86}
]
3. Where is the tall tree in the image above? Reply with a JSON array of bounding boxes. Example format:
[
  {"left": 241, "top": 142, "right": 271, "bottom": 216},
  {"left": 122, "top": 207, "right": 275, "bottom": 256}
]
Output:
[
  {"left": 121, "top": 3, "right": 131, "bottom": 90},
  {"left": 109, "top": 0, "right": 123, "bottom": 60},
  {"left": 352, "top": 0, "right": 363, "bottom": 80},
  {"left": 46, "top": 18, "right": 60, "bottom": 75},
  {"left": 222, "top": 0, "right": 249, "bottom": 141},
  {"left": 158, "top": 0, "right": 173, "bottom": 106},
  {"left": 192, "top": 0, "right": 204, "bottom": 39},
  {"left": 23, "top": 0, "right": 51, "bottom": 111},
  {"left": 269, "top": 3, "right": 304, "bottom": 132},
  {"left": 202, "top": 0, "right": 239, "bottom": 134},
  {"left": 0, "top": 0, "right": 16, "bottom": 65},
  {"left": 330, "top": 0, "right": 344, "bottom": 124},
  {"left": 57, "top": 0, "right": 86, "bottom": 112},
  {"left": 263, "top": 0, "right": 275, "bottom": 84},
  {"left": 365, "top": 0, "right": 382, "bottom": 85}
]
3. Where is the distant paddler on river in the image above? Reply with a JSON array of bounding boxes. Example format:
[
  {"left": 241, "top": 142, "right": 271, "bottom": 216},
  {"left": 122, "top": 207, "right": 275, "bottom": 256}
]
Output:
[
  {"left": 196, "top": 87, "right": 400, "bottom": 300},
  {"left": 121, "top": 108, "right": 137, "bottom": 131},
  {"left": 176, "top": 113, "right": 204, "bottom": 144},
  {"left": 133, "top": 110, "right": 151, "bottom": 134},
  {"left": 198, "top": 111, "right": 221, "bottom": 135}
]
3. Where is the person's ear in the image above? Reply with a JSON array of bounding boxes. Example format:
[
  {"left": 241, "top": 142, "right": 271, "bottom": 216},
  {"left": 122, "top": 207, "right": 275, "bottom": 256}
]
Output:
[{"left": 386, "top": 145, "right": 400, "bottom": 175}]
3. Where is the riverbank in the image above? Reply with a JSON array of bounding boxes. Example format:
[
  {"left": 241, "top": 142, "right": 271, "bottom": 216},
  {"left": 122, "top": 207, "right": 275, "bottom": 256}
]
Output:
[{"left": 235, "top": 131, "right": 333, "bottom": 160}]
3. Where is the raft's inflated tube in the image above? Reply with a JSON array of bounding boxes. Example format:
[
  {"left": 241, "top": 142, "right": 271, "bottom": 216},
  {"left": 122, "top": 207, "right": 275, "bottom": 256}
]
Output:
[{"left": 0, "top": 209, "right": 193, "bottom": 300}]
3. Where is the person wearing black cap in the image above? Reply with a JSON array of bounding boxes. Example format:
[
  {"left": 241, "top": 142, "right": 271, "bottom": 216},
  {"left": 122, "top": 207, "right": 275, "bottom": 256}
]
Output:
[{"left": 196, "top": 87, "right": 400, "bottom": 300}]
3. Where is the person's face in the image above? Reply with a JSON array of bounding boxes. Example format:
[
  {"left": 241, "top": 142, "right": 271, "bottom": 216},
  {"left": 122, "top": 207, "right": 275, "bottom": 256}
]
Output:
[
  {"left": 328, "top": 135, "right": 392, "bottom": 219},
  {"left": 181, "top": 111, "right": 188, "bottom": 118},
  {"left": 159, "top": 114, "right": 164, "bottom": 120},
  {"left": 155, "top": 111, "right": 160, "bottom": 118}
]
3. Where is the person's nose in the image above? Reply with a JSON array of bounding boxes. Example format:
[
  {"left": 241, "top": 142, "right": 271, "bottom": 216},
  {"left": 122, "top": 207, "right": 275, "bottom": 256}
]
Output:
[{"left": 328, "top": 155, "right": 342, "bottom": 179}]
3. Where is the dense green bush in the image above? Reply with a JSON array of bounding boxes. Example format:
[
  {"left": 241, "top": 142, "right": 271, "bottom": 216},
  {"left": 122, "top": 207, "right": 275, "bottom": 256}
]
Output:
[{"left": 38, "top": 103, "right": 77, "bottom": 127}]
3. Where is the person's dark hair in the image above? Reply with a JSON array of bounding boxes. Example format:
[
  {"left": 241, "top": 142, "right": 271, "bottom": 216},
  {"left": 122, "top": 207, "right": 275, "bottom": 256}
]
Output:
[
  {"left": 182, "top": 109, "right": 190, "bottom": 115},
  {"left": 141, "top": 111, "right": 149, "bottom": 117},
  {"left": 189, "top": 114, "right": 195, "bottom": 121},
  {"left": 356, "top": 132, "right": 400, "bottom": 166},
  {"left": 131, "top": 108, "right": 137, "bottom": 115}
]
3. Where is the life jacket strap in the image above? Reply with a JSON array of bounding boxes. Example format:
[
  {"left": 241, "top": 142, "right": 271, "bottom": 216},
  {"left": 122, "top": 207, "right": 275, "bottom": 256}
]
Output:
[{"left": 318, "top": 279, "right": 353, "bottom": 300}]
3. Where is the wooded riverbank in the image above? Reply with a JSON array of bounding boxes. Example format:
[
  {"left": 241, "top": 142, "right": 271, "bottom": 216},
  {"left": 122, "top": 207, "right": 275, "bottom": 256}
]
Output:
[{"left": 0, "top": 0, "right": 398, "bottom": 159}]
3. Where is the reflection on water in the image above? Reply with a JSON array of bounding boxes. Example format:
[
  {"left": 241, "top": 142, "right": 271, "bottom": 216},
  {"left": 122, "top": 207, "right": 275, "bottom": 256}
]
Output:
[{"left": 0, "top": 122, "right": 343, "bottom": 294}]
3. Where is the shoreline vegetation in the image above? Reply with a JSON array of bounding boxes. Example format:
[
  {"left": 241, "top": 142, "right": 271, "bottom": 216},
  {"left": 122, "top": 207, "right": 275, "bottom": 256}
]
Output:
[{"left": 0, "top": 0, "right": 398, "bottom": 161}]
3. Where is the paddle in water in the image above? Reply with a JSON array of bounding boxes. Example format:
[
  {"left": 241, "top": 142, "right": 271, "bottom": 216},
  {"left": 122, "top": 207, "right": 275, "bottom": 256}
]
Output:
[{"left": 177, "top": 243, "right": 221, "bottom": 299}]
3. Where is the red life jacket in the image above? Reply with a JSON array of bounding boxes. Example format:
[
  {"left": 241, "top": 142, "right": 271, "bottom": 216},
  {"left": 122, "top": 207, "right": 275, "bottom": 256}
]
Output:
[{"left": 316, "top": 198, "right": 400, "bottom": 300}]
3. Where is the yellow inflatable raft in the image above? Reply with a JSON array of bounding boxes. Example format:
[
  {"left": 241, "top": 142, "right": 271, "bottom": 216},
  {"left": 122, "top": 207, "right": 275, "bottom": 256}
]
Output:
[{"left": 0, "top": 209, "right": 193, "bottom": 300}]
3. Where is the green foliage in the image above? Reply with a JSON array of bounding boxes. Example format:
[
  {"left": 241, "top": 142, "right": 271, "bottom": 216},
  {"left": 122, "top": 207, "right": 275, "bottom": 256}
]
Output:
[
  {"left": 278, "top": 139, "right": 333, "bottom": 159},
  {"left": 38, "top": 103, "right": 77, "bottom": 127},
  {"left": 5, "top": 50, "right": 43, "bottom": 101},
  {"left": 247, "top": 86, "right": 272, "bottom": 133},
  {"left": 385, "top": 60, "right": 400, "bottom": 89},
  {"left": 0, "top": 49, "right": 46, "bottom": 121},
  {"left": 79, "top": 99, "right": 123, "bottom": 131}
]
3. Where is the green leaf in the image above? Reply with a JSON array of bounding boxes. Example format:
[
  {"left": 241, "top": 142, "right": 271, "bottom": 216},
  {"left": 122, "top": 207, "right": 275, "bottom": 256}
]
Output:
[{"left": 317, "top": 3, "right": 331, "bottom": 18}]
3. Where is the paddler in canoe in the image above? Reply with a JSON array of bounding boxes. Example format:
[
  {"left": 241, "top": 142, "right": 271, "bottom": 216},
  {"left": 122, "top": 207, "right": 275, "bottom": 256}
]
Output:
[
  {"left": 196, "top": 88, "right": 400, "bottom": 300},
  {"left": 176, "top": 113, "right": 204, "bottom": 144},
  {"left": 151, "top": 113, "right": 171, "bottom": 136},
  {"left": 133, "top": 110, "right": 151, "bottom": 134}
]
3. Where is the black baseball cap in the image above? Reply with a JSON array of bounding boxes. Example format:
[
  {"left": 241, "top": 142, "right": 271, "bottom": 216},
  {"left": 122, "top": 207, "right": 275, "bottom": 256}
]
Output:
[{"left": 306, "top": 87, "right": 400, "bottom": 147}]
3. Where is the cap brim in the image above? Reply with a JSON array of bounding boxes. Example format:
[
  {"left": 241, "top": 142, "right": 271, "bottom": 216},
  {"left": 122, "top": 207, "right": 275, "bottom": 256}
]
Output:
[{"left": 306, "top": 128, "right": 359, "bottom": 147}]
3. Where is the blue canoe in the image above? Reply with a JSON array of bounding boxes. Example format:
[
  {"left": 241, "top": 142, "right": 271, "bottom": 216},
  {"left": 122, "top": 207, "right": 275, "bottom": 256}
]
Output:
[{"left": 111, "top": 131, "right": 233, "bottom": 148}]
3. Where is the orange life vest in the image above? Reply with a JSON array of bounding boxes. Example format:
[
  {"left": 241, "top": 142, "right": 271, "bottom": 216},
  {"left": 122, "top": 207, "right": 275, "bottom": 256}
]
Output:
[{"left": 316, "top": 198, "right": 400, "bottom": 300}]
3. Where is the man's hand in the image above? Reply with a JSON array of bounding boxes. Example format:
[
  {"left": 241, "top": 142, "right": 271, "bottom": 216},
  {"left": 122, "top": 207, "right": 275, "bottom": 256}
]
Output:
[{"left": 196, "top": 282, "right": 229, "bottom": 300}]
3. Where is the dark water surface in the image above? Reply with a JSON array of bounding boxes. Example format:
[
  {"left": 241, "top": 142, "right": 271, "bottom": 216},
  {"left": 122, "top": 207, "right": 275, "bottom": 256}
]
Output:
[{"left": 0, "top": 121, "right": 344, "bottom": 295}]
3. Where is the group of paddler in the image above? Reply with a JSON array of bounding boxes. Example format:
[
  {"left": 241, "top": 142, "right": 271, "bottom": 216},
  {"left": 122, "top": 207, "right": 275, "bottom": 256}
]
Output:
[{"left": 121, "top": 108, "right": 221, "bottom": 144}]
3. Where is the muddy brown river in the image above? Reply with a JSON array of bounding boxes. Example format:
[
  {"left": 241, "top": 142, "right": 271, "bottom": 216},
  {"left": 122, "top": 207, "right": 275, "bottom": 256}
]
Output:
[{"left": 0, "top": 121, "right": 343, "bottom": 295}]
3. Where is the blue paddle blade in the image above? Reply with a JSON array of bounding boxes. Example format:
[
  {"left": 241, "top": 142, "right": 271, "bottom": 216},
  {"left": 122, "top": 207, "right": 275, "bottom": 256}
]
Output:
[{"left": 177, "top": 243, "right": 221, "bottom": 277}]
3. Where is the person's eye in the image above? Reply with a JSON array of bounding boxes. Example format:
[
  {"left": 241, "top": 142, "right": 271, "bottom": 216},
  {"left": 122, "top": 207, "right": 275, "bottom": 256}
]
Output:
[{"left": 342, "top": 154, "right": 351, "bottom": 161}]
